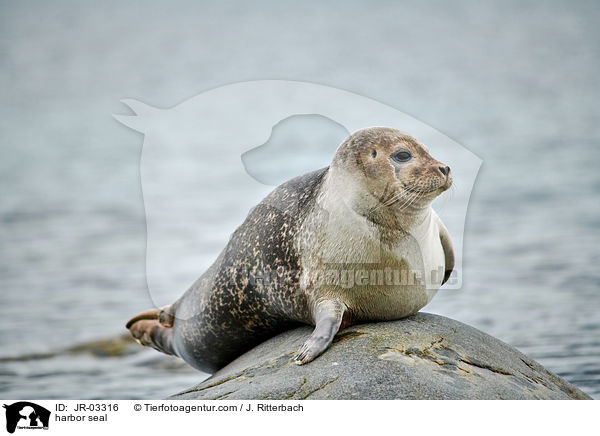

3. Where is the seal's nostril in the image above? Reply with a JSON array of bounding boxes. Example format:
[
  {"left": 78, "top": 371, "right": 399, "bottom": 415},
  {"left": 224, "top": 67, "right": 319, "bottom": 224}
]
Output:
[{"left": 438, "top": 166, "right": 450, "bottom": 176}]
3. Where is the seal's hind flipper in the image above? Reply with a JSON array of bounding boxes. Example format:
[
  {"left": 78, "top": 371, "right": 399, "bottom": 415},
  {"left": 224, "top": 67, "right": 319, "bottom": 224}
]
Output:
[
  {"left": 126, "top": 305, "right": 177, "bottom": 355},
  {"left": 125, "top": 305, "right": 175, "bottom": 329},
  {"left": 125, "top": 308, "right": 161, "bottom": 329},
  {"left": 127, "top": 318, "right": 176, "bottom": 356}
]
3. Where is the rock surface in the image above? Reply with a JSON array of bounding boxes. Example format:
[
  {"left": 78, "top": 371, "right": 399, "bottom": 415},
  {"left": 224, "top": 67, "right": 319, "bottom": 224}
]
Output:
[{"left": 171, "top": 313, "right": 591, "bottom": 400}]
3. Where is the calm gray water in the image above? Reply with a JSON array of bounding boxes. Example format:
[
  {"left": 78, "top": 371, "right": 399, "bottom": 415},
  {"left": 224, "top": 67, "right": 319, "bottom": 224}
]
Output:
[{"left": 1, "top": 1, "right": 599, "bottom": 399}]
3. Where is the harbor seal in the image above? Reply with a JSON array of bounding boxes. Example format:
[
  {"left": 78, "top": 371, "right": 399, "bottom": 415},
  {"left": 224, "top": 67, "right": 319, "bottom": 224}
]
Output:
[{"left": 126, "top": 126, "right": 454, "bottom": 371}]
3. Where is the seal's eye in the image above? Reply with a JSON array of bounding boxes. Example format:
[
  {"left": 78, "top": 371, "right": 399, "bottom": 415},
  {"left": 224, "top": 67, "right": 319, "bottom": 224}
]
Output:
[{"left": 391, "top": 150, "right": 412, "bottom": 163}]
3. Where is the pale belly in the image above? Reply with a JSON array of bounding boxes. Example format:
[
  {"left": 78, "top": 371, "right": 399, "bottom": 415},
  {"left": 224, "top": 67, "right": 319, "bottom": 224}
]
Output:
[
  {"left": 298, "top": 201, "right": 447, "bottom": 323},
  {"left": 336, "top": 213, "right": 446, "bottom": 322},
  {"left": 342, "top": 256, "right": 444, "bottom": 322}
]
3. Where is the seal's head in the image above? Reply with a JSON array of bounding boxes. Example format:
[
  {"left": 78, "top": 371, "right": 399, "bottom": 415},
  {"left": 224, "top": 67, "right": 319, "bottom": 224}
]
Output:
[{"left": 331, "top": 127, "right": 452, "bottom": 226}]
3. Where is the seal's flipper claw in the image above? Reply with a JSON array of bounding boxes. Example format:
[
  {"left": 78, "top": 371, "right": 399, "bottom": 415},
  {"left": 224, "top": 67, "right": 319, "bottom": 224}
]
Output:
[{"left": 293, "top": 343, "right": 311, "bottom": 364}]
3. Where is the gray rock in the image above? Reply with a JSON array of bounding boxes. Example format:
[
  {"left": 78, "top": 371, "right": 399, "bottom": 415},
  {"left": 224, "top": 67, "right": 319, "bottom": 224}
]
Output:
[{"left": 170, "top": 313, "right": 591, "bottom": 400}]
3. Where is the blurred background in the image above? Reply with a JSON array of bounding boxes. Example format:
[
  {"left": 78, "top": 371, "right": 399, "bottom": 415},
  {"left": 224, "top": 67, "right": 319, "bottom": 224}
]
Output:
[{"left": 1, "top": 0, "right": 598, "bottom": 399}]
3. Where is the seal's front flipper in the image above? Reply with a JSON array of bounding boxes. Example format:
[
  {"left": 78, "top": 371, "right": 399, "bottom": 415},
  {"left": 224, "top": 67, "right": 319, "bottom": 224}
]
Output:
[
  {"left": 293, "top": 300, "right": 346, "bottom": 365},
  {"left": 438, "top": 219, "right": 454, "bottom": 285}
]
